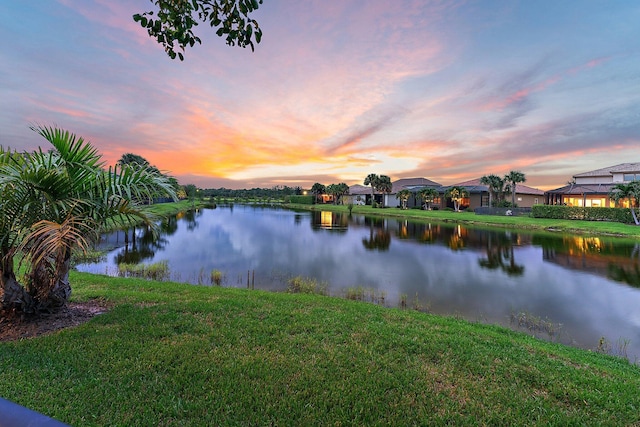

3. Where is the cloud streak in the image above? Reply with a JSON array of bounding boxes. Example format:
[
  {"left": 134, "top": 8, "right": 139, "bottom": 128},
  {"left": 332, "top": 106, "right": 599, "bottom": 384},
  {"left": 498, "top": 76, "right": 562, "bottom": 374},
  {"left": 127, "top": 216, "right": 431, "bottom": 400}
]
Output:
[{"left": 0, "top": 0, "right": 638, "bottom": 190}]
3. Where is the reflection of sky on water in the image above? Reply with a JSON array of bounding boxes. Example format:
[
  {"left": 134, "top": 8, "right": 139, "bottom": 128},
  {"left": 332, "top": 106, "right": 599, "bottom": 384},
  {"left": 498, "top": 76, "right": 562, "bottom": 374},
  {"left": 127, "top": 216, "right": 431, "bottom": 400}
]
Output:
[{"left": 77, "top": 206, "right": 640, "bottom": 359}]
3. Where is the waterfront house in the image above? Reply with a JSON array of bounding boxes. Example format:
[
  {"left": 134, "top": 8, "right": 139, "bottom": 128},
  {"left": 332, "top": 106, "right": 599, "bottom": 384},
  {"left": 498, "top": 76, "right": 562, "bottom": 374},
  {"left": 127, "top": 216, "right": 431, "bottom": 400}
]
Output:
[{"left": 545, "top": 163, "right": 640, "bottom": 207}]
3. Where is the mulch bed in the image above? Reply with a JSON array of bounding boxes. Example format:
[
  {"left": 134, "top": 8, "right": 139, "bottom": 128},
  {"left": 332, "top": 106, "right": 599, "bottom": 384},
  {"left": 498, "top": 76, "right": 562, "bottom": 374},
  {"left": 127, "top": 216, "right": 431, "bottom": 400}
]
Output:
[{"left": 0, "top": 300, "right": 110, "bottom": 342}]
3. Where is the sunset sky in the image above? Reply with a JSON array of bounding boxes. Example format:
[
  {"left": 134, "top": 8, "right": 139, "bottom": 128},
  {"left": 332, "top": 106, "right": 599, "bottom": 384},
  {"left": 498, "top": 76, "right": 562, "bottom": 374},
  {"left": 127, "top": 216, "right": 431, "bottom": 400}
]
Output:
[{"left": 1, "top": 1, "right": 639, "bottom": 190}]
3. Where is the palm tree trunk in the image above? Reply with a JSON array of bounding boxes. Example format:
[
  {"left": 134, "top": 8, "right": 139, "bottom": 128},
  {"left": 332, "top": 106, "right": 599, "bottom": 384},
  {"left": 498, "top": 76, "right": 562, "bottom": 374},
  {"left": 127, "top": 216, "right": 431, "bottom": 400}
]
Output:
[
  {"left": 631, "top": 207, "right": 640, "bottom": 225},
  {"left": 0, "top": 253, "right": 33, "bottom": 312}
]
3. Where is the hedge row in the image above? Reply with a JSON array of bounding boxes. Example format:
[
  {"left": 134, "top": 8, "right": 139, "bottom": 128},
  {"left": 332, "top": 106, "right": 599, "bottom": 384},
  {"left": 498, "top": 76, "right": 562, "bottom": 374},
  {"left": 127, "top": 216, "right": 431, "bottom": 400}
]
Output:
[
  {"left": 531, "top": 205, "right": 635, "bottom": 223},
  {"left": 287, "top": 195, "right": 315, "bottom": 205}
]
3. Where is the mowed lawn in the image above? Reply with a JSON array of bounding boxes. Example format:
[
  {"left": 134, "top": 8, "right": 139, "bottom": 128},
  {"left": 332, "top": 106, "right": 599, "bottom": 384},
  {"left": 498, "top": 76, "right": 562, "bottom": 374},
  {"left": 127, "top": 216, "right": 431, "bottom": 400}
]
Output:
[
  {"left": 288, "top": 203, "right": 640, "bottom": 238},
  {"left": 1, "top": 272, "right": 639, "bottom": 426}
]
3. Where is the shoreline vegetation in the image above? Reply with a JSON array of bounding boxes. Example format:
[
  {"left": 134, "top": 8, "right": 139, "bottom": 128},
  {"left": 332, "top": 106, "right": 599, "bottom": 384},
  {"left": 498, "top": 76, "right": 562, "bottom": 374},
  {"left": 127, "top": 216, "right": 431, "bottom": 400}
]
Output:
[
  {"left": 3, "top": 200, "right": 639, "bottom": 424},
  {"left": 1, "top": 273, "right": 639, "bottom": 425}
]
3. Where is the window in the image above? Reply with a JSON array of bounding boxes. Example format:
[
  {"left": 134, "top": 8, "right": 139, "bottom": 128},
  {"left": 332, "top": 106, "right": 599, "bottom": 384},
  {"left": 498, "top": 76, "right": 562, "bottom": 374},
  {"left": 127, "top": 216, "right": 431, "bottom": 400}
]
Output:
[{"left": 624, "top": 174, "right": 637, "bottom": 181}]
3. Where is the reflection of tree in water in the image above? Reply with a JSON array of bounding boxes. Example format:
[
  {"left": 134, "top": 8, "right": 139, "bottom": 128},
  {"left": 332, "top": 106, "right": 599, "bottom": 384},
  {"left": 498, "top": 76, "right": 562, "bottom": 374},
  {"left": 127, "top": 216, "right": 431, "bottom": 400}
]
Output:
[
  {"left": 478, "top": 233, "right": 525, "bottom": 277},
  {"left": 362, "top": 217, "right": 391, "bottom": 251},
  {"left": 447, "top": 225, "right": 467, "bottom": 251},
  {"left": 114, "top": 224, "right": 169, "bottom": 265},
  {"left": 183, "top": 209, "right": 202, "bottom": 231},
  {"left": 161, "top": 216, "right": 178, "bottom": 235},
  {"left": 608, "top": 262, "right": 640, "bottom": 288}
]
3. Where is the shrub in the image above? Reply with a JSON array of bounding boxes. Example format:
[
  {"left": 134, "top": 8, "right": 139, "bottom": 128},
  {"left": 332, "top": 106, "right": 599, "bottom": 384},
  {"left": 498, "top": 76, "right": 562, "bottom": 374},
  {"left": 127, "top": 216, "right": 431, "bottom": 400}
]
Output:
[
  {"left": 531, "top": 205, "right": 634, "bottom": 223},
  {"left": 287, "top": 276, "right": 328, "bottom": 295},
  {"left": 211, "top": 269, "right": 224, "bottom": 286},
  {"left": 118, "top": 261, "right": 170, "bottom": 281},
  {"left": 288, "top": 195, "right": 314, "bottom": 205}
]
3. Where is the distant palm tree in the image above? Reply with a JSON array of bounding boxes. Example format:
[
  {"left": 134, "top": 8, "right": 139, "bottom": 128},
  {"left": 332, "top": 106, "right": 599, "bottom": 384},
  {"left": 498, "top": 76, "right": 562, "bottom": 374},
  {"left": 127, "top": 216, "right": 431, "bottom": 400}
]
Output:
[
  {"left": 363, "top": 173, "right": 380, "bottom": 206},
  {"left": 610, "top": 181, "right": 640, "bottom": 225},
  {"left": 396, "top": 189, "right": 412, "bottom": 209},
  {"left": 310, "top": 182, "right": 325, "bottom": 203},
  {"left": 376, "top": 175, "right": 393, "bottom": 207},
  {"left": 417, "top": 187, "right": 439, "bottom": 210},
  {"left": 479, "top": 174, "right": 504, "bottom": 207},
  {"left": 504, "top": 171, "right": 526, "bottom": 208},
  {"left": 445, "top": 186, "right": 469, "bottom": 212}
]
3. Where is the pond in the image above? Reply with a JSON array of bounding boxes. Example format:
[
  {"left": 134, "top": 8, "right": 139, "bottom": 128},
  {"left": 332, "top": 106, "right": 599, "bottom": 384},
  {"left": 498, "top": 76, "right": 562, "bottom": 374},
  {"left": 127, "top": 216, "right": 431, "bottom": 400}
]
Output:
[{"left": 77, "top": 205, "right": 640, "bottom": 360}]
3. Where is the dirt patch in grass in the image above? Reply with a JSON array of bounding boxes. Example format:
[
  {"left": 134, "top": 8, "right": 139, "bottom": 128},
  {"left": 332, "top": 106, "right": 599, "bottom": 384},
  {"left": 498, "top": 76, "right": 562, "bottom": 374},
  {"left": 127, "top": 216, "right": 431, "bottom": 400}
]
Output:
[{"left": 0, "top": 300, "right": 110, "bottom": 342}]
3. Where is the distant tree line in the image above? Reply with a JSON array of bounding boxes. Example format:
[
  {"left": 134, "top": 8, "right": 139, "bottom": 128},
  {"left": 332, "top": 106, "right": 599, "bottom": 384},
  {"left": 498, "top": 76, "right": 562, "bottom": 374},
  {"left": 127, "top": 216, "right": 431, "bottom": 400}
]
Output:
[{"left": 201, "top": 186, "right": 302, "bottom": 200}]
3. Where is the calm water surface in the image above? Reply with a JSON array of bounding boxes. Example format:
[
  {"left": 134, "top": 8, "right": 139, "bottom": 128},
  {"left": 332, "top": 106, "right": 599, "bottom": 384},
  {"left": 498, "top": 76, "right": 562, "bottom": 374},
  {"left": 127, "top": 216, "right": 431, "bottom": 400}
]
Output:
[{"left": 77, "top": 205, "right": 640, "bottom": 359}]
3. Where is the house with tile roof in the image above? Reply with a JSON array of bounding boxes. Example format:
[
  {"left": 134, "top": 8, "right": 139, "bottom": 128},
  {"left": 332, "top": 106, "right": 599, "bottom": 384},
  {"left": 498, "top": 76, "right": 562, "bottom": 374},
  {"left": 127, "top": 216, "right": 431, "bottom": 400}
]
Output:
[
  {"left": 343, "top": 184, "right": 370, "bottom": 205},
  {"left": 382, "top": 177, "right": 441, "bottom": 208},
  {"left": 441, "top": 178, "right": 544, "bottom": 210},
  {"left": 545, "top": 163, "right": 640, "bottom": 207}
]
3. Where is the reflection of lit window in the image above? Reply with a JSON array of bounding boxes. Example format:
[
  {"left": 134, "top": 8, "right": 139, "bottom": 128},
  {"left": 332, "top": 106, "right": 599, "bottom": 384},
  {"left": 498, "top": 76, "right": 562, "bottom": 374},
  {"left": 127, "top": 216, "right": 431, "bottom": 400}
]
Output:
[
  {"left": 569, "top": 236, "right": 602, "bottom": 254},
  {"left": 321, "top": 211, "right": 332, "bottom": 227}
]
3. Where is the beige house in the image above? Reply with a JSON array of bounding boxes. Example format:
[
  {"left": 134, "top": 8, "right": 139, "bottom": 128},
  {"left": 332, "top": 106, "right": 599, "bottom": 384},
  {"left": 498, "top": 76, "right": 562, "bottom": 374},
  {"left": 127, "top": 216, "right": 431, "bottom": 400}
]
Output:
[
  {"left": 343, "top": 184, "right": 370, "bottom": 205},
  {"left": 545, "top": 163, "right": 640, "bottom": 207},
  {"left": 383, "top": 178, "right": 442, "bottom": 208}
]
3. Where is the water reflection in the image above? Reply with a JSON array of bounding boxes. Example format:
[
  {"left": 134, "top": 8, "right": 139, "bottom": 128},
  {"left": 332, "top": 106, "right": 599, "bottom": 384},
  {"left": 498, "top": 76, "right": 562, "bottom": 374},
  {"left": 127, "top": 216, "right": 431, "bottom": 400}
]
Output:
[
  {"left": 77, "top": 206, "right": 640, "bottom": 360},
  {"left": 362, "top": 217, "right": 391, "bottom": 251},
  {"left": 311, "top": 211, "right": 349, "bottom": 232},
  {"left": 478, "top": 233, "right": 525, "bottom": 277},
  {"left": 535, "top": 235, "right": 640, "bottom": 286}
]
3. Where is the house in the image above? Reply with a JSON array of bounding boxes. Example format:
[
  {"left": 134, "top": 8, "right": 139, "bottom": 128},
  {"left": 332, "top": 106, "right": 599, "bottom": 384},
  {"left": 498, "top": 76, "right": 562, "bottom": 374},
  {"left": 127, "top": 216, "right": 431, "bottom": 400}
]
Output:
[
  {"left": 545, "top": 163, "right": 640, "bottom": 207},
  {"left": 442, "top": 179, "right": 545, "bottom": 210},
  {"left": 383, "top": 178, "right": 442, "bottom": 208},
  {"left": 343, "top": 184, "right": 370, "bottom": 205}
]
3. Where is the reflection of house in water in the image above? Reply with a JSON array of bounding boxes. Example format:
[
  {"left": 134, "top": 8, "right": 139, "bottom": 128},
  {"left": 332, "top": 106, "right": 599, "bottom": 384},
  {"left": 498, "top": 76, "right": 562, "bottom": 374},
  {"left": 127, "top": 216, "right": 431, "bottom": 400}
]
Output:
[
  {"left": 311, "top": 211, "right": 349, "bottom": 232},
  {"left": 537, "top": 235, "right": 640, "bottom": 287}
]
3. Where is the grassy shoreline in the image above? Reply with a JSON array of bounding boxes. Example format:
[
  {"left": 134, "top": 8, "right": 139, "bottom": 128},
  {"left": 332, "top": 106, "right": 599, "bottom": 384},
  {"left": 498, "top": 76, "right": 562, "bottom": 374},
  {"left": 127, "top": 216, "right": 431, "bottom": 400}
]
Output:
[
  {"left": 1, "top": 273, "right": 639, "bottom": 425},
  {"left": 285, "top": 203, "right": 640, "bottom": 238}
]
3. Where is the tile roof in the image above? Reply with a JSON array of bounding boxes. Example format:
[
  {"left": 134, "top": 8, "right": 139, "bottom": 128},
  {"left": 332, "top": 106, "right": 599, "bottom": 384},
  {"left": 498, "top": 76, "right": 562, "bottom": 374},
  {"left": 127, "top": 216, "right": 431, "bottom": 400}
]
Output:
[
  {"left": 348, "top": 184, "right": 371, "bottom": 195},
  {"left": 545, "top": 183, "right": 616, "bottom": 194},
  {"left": 574, "top": 163, "right": 640, "bottom": 178},
  {"left": 447, "top": 178, "right": 545, "bottom": 195},
  {"left": 391, "top": 177, "right": 441, "bottom": 193}
]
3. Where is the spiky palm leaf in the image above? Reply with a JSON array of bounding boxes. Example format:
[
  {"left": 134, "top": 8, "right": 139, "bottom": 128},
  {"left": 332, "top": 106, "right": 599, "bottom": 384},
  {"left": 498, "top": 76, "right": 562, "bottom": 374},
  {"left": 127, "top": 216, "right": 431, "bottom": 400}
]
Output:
[{"left": 1, "top": 126, "right": 177, "bottom": 312}]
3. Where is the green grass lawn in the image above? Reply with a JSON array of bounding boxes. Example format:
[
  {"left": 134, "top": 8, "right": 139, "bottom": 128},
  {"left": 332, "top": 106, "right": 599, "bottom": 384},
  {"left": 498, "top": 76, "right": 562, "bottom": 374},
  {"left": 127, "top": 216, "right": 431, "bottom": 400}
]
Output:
[
  {"left": 287, "top": 203, "right": 640, "bottom": 238},
  {"left": 1, "top": 272, "right": 639, "bottom": 426}
]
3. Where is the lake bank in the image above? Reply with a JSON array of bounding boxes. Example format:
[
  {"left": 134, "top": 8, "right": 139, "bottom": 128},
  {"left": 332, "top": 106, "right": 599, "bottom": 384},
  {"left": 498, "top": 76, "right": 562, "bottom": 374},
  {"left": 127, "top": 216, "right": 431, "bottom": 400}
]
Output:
[
  {"left": 1, "top": 272, "right": 639, "bottom": 425},
  {"left": 285, "top": 202, "right": 640, "bottom": 238}
]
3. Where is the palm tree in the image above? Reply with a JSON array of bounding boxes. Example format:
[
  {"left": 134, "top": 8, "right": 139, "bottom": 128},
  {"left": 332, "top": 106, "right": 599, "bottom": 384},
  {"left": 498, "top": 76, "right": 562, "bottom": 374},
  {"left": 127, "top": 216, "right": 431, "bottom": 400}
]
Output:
[
  {"left": 444, "top": 186, "right": 469, "bottom": 212},
  {"left": 479, "top": 174, "right": 504, "bottom": 207},
  {"left": 376, "top": 175, "right": 392, "bottom": 207},
  {"left": 325, "top": 183, "right": 349, "bottom": 205},
  {"left": 310, "top": 182, "right": 325, "bottom": 204},
  {"left": 0, "top": 126, "right": 177, "bottom": 313},
  {"left": 610, "top": 181, "right": 640, "bottom": 225},
  {"left": 363, "top": 173, "right": 379, "bottom": 206},
  {"left": 417, "top": 187, "right": 439, "bottom": 210},
  {"left": 396, "top": 189, "right": 412, "bottom": 209},
  {"left": 335, "top": 183, "right": 349, "bottom": 205},
  {"left": 504, "top": 171, "right": 526, "bottom": 208}
]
